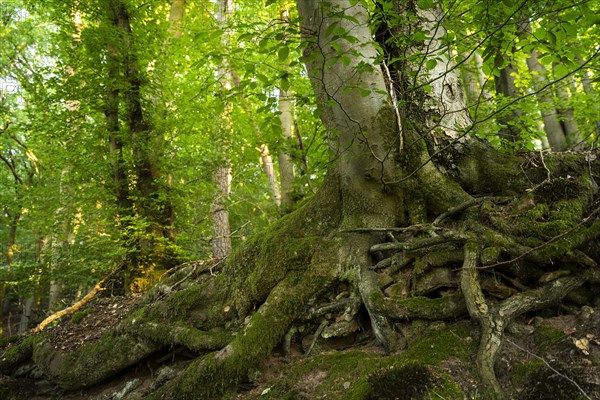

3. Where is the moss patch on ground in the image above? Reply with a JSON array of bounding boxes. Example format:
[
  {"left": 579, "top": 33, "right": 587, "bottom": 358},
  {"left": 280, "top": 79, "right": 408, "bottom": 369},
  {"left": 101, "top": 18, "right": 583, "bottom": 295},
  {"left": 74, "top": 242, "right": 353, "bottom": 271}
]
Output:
[{"left": 245, "top": 322, "right": 477, "bottom": 400}]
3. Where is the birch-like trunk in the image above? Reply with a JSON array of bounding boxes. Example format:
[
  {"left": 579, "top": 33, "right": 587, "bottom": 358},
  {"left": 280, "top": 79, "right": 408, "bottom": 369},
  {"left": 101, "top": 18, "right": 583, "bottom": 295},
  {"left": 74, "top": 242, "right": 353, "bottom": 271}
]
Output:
[
  {"left": 258, "top": 144, "right": 282, "bottom": 207},
  {"left": 277, "top": 7, "right": 297, "bottom": 210},
  {"left": 526, "top": 50, "right": 567, "bottom": 151},
  {"left": 278, "top": 87, "right": 297, "bottom": 210}
]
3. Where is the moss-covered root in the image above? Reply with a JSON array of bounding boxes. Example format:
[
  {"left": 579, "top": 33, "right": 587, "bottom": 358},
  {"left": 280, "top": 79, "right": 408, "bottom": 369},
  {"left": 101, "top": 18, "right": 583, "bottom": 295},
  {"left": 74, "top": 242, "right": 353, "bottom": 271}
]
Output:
[
  {"left": 172, "top": 269, "right": 334, "bottom": 399},
  {"left": 460, "top": 239, "right": 592, "bottom": 399},
  {"left": 122, "top": 321, "right": 233, "bottom": 352},
  {"left": 358, "top": 266, "right": 404, "bottom": 352},
  {"left": 32, "top": 332, "right": 161, "bottom": 389},
  {"left": 0, "top": 334, "right": 43, "bottom": 374}
]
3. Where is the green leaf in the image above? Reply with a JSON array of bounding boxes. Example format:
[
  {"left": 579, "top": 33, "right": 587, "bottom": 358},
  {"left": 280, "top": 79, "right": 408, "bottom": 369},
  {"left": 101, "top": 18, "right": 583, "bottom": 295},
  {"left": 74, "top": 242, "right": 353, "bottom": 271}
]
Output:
[
  {"left": 277, "top": 46, "right": 289, "bottom": 61},
  {"left": 256, "top": 73, "right": 269, "bottom": 84},
  {"left": 494, "top": 53, "right": 504, "bottom": 69},
  {"left": 425, "top": 59, "right": 437, "bottom": 70},
  {"left": 417, "top": 0, "right": 435, "bottom": 10},
  {"left": 280, "top": 76, "right": 290, "bottom": 92},
  {"left": 561, "top": 22, "right": 577, "bottom": 37},
  {"left": 553, "top": 63, "right": 569, "bottom": 79}
]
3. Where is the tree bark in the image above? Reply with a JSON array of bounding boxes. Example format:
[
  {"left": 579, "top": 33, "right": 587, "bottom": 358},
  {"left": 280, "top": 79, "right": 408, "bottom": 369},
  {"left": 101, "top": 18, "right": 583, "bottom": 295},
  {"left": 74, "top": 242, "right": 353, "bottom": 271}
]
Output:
[
  {"left": 211, "top": 165, "right": 232, "bottom": 259},
  {"left": 104, "top": 0, "right": 176, "bottom": 271},
  {"left": 258, "top": 144, "right": 282, "bottom": 207},
  {"left": 526, "top": 49, "right": 567, "bottom": 151},
  {"left": 278, "top": 87, "right": 297, "bottom": 210},
  {"left": 494, "top": 62, "right": 523, "bottom": 142}
]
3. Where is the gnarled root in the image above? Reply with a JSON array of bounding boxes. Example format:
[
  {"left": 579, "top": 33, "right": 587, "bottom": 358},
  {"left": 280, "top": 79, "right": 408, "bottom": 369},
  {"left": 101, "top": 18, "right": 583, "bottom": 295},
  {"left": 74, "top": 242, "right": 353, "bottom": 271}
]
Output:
[
  {"left": 167, "top": 267, "right": 335, "bottom": 399},
  {"left": 461, "top": 238, "right": 593, "bottom": 399}
]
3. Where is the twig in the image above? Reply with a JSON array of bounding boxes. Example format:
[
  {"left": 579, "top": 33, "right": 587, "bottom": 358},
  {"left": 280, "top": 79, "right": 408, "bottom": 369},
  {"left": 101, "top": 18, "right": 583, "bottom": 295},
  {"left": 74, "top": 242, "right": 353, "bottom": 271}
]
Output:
[
  {"left": 305, "top": 320, "right": 327, "bottom": 357},
  {"left": 432, "top": 196, "right": 512, "bottom": 226},
  {"left": 506, "top": 338, "right": 592, "bottom": 400}
]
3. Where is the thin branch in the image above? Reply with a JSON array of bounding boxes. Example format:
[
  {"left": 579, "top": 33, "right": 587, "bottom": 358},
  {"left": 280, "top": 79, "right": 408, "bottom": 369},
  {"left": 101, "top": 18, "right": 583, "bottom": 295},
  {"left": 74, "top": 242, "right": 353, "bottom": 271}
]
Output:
[{"left": 506, "top": 338, "right": 593, "bottom": 400}]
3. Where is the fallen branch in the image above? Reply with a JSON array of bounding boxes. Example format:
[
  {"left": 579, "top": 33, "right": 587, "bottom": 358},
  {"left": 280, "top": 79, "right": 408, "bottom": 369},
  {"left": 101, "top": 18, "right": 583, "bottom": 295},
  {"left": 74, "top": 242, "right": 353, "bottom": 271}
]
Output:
[{"left": 32, "top": 278, "right": 107, "bottom": 333}]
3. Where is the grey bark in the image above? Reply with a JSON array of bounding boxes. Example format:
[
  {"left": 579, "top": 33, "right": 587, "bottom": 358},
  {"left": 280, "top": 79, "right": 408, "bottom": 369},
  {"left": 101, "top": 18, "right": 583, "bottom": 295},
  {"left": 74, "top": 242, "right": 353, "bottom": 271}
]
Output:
[
  {"left": 494, "top": 62, "right": 523, "bottom": 141},
  {"left": 526, "top": 50, "right": 567, "bottom": 151},
  {"left": 278, "top": 88, "right": 297, "bottom": 210}
]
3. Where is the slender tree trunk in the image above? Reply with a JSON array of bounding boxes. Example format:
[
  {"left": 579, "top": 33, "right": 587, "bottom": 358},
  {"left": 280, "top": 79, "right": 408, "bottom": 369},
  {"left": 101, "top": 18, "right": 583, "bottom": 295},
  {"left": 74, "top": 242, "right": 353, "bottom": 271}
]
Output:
[
  {"left": 576, "top": 55, "right": 600, "bottom": 138},
  {"left": 459, "top": 51, "right": 491, "bottom": 111},
  {"left": 459, "top": 52, "right": 479, "bottom": 108},
  {"left": 209, "top": 0, "right": 234, "bottom": 259},
  {"left": 494, "top": 62, "right": 523, "bottom": 142},
  {"left": 552, "top": 73, "right": 582, "bottom": 149},
  {"left": 168, "top": 0, "right": 185, "bottom": 39},
  {"left": 277, "top": 6, "right": 297, "bottom": 210},
  {"left": 1, "top": 209, "right": 20, "bottom": 335},
  {"left": 104, "top": 0, "right": 176, "bottom": 270},
  {"left": 211, "top": 164, "right": 232, "bottom": 259},
  {"left": 526, "top": 49, "right": 567, "bottom": 150},
  {"left": 278, "top": 87, "right": 297, "bottom": 210},
  {"left": 258, "top": 144, "right": 282, "bottom": 207},
  {"left": 17, "top": 296, "right": 34, "bottom": 334}
]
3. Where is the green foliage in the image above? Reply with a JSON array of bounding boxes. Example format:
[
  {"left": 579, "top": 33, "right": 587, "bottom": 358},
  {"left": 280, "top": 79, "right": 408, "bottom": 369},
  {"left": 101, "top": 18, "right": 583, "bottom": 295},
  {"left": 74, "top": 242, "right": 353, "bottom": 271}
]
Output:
[{"left": 1, "top": 0, "right": 328, "bottom": 316}]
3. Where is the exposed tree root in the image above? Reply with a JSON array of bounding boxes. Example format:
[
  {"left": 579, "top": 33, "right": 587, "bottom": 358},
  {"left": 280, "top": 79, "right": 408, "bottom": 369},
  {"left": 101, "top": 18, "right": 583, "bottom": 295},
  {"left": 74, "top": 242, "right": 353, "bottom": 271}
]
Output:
[{"left": 1, "top": 171, "right": 598, "bottom": 399}]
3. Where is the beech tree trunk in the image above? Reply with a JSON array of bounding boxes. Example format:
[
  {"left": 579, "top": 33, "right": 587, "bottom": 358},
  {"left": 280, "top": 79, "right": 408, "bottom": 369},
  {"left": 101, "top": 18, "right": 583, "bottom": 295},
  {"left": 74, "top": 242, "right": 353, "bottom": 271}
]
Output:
[
  {"left": 258, "top": 144, "right": 282, "bottom": 207},
  {"left": 277, "top": 87, "right": 297, "bottom": 210},
  {"left": 526, "top": 49, "right": 568, "bottom": 151},
  {"left": 494, "top": 62, "right": 523, "bottom": 142}
]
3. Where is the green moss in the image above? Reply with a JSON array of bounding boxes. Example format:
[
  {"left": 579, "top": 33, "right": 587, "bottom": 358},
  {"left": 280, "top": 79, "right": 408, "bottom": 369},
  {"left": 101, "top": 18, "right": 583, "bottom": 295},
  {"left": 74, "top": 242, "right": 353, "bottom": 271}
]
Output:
[
  {"left": 387, "top": 295, "right": 467, "bottom": 320},
  {"left": 402, "top": 322, "right": 475, "bottom": 365},
  {"left": 511, "top": 360, "right": 544, "bottom": 387},
  {"left": 0, "top": 334, "right": 42, "bottom": 374},
  {"left": 71, "top": 309, "right": 92, "bottom": 324},
  {"left": 32, "top": 331, "right": 159, "bottom": 390},
  {"left": 233, "top": 323, "right": 477, "bottom": 400},
  {"left": 533, "top": 322, "right": 568, "bottom": 352},
  {"left": 0, "top": 335, "right": 19, "bottom": 349}
]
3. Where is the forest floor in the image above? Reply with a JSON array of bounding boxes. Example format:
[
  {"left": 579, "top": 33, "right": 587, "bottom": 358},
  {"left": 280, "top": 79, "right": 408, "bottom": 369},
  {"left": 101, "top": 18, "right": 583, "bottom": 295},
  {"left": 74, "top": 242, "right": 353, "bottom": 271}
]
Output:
[{"left": 2, "top": 292, "right": 600, "bottom": 399}]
